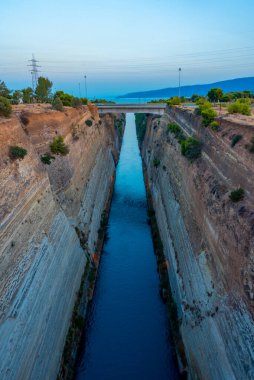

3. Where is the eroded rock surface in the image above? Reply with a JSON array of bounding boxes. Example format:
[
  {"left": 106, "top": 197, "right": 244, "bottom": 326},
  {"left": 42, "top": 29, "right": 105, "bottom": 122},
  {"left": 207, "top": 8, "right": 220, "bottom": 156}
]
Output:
[
  {"left": 0, "top": 105, "right": 122, "bottom": 380},
  {"left": 141, "top": 107, "right": 254, "bottom": 380}
]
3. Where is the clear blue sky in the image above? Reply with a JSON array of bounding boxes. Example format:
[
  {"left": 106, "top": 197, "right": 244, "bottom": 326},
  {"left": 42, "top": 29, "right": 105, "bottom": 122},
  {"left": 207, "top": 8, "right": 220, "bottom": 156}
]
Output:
[{"left": 1, "top": 0, "right": 254, "bottom": 97}]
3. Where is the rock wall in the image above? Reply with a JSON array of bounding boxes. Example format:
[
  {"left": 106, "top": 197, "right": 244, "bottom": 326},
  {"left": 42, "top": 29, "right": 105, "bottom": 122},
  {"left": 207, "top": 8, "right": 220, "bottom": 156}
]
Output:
[
  {"left": 0, "top": 105, "right": 122, "bottom": 380},
  {"left": 141, "top": 107, "right": 254, "bottom": 379}
]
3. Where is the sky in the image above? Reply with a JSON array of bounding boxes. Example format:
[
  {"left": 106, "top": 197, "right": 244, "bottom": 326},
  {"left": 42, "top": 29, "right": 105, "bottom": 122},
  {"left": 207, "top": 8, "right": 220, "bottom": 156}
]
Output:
[{"left": 1, "top": 0, "right": 254, "bottom": 98}]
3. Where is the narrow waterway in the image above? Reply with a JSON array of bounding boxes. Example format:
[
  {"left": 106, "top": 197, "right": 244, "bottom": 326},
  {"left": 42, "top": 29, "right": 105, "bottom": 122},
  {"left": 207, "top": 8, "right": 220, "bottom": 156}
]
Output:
[{"left": 75, "top": 114, "right": 179, "bottom": 380}]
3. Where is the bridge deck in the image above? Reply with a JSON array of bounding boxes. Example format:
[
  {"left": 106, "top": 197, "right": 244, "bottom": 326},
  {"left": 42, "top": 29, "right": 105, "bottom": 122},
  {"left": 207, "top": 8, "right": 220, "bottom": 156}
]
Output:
[{"left": 97, "top": 103, "right": 167, "bottom": 114}]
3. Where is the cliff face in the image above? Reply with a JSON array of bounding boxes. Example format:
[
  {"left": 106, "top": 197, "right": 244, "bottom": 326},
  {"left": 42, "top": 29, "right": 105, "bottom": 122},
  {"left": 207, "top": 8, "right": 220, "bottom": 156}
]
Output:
[
  {"left": 141, "top": 107, "right": 254, "bottom": 379},
  {"left": 0, "top": 105, "right": 122, "bottom": 380}
]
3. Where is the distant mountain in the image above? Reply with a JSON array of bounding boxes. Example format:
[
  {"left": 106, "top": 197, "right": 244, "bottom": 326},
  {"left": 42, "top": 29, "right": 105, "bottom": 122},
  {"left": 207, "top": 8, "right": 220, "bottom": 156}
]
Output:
[{"left": 118, "top": 77, "right": 254, "bottom": 99}]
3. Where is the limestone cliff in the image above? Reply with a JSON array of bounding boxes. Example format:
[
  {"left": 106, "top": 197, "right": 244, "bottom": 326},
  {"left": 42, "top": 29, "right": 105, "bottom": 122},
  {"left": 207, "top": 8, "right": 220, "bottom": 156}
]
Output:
[
  {"left": 0, "top": 104, "right": 122, "bottom": 380},
  {"left": 140, "top": 107, "right": 254, "bottom": 379}
]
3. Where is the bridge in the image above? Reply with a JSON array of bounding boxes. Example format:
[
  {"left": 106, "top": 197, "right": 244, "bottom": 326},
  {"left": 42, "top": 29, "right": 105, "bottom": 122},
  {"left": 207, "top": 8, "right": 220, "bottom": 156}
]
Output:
[{"left": 97, "top": 103, "right": 167, "bottom": 115}]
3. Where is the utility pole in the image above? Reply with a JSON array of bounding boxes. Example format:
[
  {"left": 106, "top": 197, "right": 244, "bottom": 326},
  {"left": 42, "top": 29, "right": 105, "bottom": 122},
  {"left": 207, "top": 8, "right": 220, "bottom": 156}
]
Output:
[
  {"left": 84, "top": 75, "right": 88, "bottom": 99},
  {"left": 178, "top": 67, "right": 182, "bottom": 98},
  {"left": 28, "top": 54, "right": 41, "bottom": 92}
]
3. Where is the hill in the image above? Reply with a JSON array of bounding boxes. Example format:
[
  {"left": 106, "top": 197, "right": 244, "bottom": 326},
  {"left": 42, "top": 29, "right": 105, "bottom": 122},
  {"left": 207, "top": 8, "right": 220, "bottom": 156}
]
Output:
[{"left": 118, "top": 77, "right": 254, "bottom": 99}]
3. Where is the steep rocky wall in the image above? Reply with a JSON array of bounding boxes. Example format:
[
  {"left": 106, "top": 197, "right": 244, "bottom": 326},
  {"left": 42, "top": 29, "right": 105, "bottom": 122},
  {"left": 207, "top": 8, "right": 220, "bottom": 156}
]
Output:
[
  {"left": 141, "top": 107, "right": 254, "bottom": 379},
  {"left": 0, "top": 105, "right": 122, "bottom": 380}
]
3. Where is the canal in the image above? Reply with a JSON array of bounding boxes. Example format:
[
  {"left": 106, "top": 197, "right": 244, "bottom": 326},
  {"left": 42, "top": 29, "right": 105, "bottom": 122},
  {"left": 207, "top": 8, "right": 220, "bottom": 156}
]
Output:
[{"left": 75, "top": 113, "right": 179, "bottom": 380}]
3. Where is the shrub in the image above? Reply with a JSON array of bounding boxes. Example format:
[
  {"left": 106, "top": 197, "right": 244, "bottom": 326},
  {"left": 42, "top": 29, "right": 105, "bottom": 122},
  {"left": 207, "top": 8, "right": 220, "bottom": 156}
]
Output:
[
  {"left": 181, "top": 137, "right": 202, "bottom": 160},
  {"left": 228, "top": 100, "right": 251, "bottom": 116},
  {"left": 231, "top": 134, "right": 242, "bottom": 147},
  {"left": 167, "top": 96, "right": 181, "bottom": 106},
  {"left": 41, "top": 153, "right": 55, "bottom": 165},
  {"left": 153, "top": 158, "right": 161, "bottom": 167},
  {"left": 50, "top": 136, "right": 69, "bottom": 156},
  {"left": 52, "top": 96, "right": 64, "bottom": 111},
  {"left": 9, "top": 146, "right": 27, "bottom": 160},
  {"left": 71, "top": 97, "right": 82, "bottom": 108},
  {"left": 0, "top": 96, "right": 12, "bottom": 117},
  {"left": 85, "top": 119, "right": 93, "bottom": 127},
  {"left": 201, "top": 107, "right": 217, "bottom": 127},
  {"left": 248, "top": 137, "right": 254, "bottom": 153},
  {"left": 229, "top": 188, "right": 244, "bottom": 202},
  {"left": 167, "top": 122, "right": 186, "bottom": 143},
  {"left": 210, "top": 121, "right": 219, "bottom": 131}
]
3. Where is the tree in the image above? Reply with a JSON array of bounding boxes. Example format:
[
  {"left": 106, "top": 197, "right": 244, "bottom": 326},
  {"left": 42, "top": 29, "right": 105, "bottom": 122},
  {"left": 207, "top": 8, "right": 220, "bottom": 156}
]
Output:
[
  {"left": 0, "top": 80, "right": 11, "bottom": 98},
  {"left": 191, "top": 94, "right": 199, "bottom": 102},
  {"left": 35, "top": 76, "right": 53, "bottom": 103},
  {"left": 22, "top": 87, "right": 33, "bottom": 103},
  {"left": 12, "top": 90, "right": 23, "bottom": 104},
  {"left": 0, "top": 96, "right": 12, "bottom": 117},
  {"left": 207, "top": 88, "right": 223, "bottom": 103},
  {"left": 55, "top": 91, "right": 73, "bottom": 106}
]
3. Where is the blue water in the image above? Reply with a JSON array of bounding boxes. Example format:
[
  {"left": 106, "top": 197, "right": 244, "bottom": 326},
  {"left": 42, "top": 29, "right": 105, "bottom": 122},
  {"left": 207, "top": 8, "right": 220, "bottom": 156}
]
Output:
[{"left": 75, "top": 114, "right": 179, "bottom": 380}]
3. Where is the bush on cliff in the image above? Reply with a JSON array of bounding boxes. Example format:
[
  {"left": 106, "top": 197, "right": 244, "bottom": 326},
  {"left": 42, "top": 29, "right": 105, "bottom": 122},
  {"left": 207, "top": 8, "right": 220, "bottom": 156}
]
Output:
[
  {"left": 50, "top": 136, "right": 69, "bottom": 156},
  {"left": 0, "top": 96, "right": 12, "bottom": 117},
  {"left": 210, "top": 121, "right": 219, "bottom": 131},
  {"left": 229, "top": 188, "right": 244, "bottom": 202},
  {"left": 167, "top": 122, "right": 186, "bottom": 143},
  {"left": 228, "top": 99, "right": 251, "bottom": 116},
  {"left": 9, "top": 146, "right": 27, "bottom": 160},
  {"left": 52, "top": 96, "right": 64, "bottom": 112},
  {"left": 231, "top": 134, "right": 242, "bottom": 147},
  {"left": 85, "top": 119, "right": 93, "bottom": 127},
  {"left": 247, "top": 137, "right": 254, "bottom": 153},
  {"left": 41, "top": 153, "right": 55, "bottom": 165},
  {"left": 153, "top": 158, "right": 161, "bottom": 167},
  {"left": 181, "top": 137, "right": 202, "bottom": 160}
]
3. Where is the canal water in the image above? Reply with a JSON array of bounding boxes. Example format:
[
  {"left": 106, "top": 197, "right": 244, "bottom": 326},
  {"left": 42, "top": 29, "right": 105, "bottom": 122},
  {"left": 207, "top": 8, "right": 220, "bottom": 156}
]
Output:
[{"left": 75, "top": 113, "right": 179, "bottom": 380}]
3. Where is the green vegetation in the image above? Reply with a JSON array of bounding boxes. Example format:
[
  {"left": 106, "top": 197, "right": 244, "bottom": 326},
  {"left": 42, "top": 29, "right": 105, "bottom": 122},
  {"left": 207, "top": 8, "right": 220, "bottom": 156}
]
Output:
[
  {"left": 167, "top": 122, "right": 186, "bottom": 142},
  {"left": 0, "top": 96, "right": 12, "bottom": 117},
  {"left": 9, "top": 146, "right": 27, "bottom": 160},
  {"left": 135, "top": 113, "right": 147, "bottom": 146},
  {"left": 166, "top": 96, "right": 181, "bottom": 106},
  {"left": 52, "top": 96, "right": 64, "bottom": 111},
  {"left": 50, "top": 136, "right": 69, "bottom": 156},
  {"left": 35, "top": 76, "right": 53, "bottom": 103},
  {"left": 247, "top": 137, "right": 254, "bottom": 153},
  {"left": 231, "top": 134, "right": 242, "bottom": 147},
  {"left": 71, "top": 97, "right": 82, "bottom": 108},
  {"left": 12, "top": 90, "right": 23, "bottom": 105},
  {"left": 92, "top": 99, "right": 115, "bottom": 104},
  {"left": 22, "top": 87, "right": 33, "bottom": 103},
  {"left": 207, "top": 88, "right": 223, "bottom": 102},
  {"left": 210, "top": 121, "right": 219, "bottom": 131},
  {"left": 0, "top": 80, "right": 11, "bottom": 98},
  {"left": 40, "top": 153, "right": 55, "bottom": 165},
  {"left": 229, "top": 188, "right": 245, "bottom": 202},
  {"left": 153, "top": 158, "right": 161, "bottom": 167},
  {"left": 55, "top": 91, "right": 73, "bottom": 106},
  {"left": 85, "top": 119, "right": 93, "bottom": 126},
  {"left": 181, "top": 137, "right": 202, "bottom": 160},
  {"left": 228, "top": 99, "right": 251, "bottom": 116},
  {"left": 196, "top": 100, "right": 217, "bottom": 127}
]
